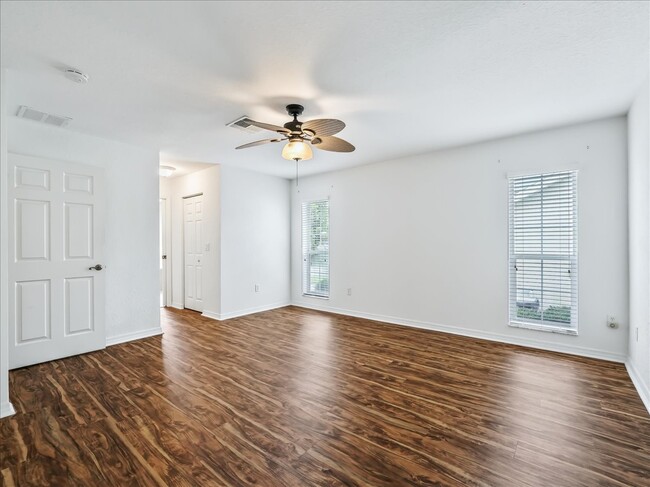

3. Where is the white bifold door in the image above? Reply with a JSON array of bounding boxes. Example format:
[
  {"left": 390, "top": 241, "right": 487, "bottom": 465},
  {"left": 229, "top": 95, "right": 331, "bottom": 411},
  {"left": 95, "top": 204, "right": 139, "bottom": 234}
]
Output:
[
  {"left": 8, "top": 154, "right": 105, "bottom": 369},
  {"left": 184, "top": 194, "right": 203, "bottom": 312}
]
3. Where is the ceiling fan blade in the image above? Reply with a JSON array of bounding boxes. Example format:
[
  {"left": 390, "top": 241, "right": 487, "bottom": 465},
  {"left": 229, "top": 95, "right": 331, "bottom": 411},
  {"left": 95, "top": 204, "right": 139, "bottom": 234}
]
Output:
[
  {"left": 311, "top": 136, "right": 355, "bottom": 152},
  {"left": 246, "top": 119, "right": 290, "bottom": 134},
  {"left": 301, "top": 119, "right": 345, "bottom": 137},
  {"left": 235, "top": 138, "right": 283, "bottom": 150}
]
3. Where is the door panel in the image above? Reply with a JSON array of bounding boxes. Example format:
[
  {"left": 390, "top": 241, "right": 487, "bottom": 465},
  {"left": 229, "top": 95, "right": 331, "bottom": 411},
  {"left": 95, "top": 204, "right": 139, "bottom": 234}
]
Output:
[
  {"left": 15, "top": 166, "right": 50, "bottom": 190},
  {"left": 65, "top": 203, "right": 93, "bottom": 259},
  {"left": 9, "top": 154, "right": 105, "bottom": 369},
  {"left": 185, "top": 265, "right": 195, "bottom": 300},
  {"left": 65, "top": 277, "right": 94, "bottom": 335},
  {"left": 196, "top": 266, "right": 203, "bottom": 301},
  {"left": 16, "top": 280, "right": 51, "bottom": 343},
  {"left": 195, "top": 218, "right": 203, "bottom": 301},
  {"left": 183, "top": 194, "right": 203, "bottom": 312},
  {"left": 16, "top": 199, "right": 50, "bottom": 261},
  {"left": 64, "top": 172, "right": 93, "bottom": 194}
]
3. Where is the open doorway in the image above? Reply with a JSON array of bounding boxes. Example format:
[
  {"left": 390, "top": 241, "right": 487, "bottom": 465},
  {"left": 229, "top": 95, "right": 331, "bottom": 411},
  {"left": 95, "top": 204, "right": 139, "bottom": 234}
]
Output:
[{"left": 159, "top": 159, "right": 215, "bottom": 312}]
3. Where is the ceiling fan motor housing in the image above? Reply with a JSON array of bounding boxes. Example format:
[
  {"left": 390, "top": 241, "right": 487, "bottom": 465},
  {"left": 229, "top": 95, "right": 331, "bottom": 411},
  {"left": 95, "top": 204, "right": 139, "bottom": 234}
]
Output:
[
  {"left": 286, "top": 104, "right": 304, "bottom": 117},
  {"left": 284, "top": 104, "right": 305, "bottom": 132}
]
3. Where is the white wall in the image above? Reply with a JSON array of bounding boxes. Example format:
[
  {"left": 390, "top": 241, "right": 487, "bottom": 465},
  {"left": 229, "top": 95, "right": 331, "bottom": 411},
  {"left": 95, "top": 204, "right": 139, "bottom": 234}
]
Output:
[
  {"left": 0, "top": 69, "right": 14, "bottom": 418},
  {"left": 292, "top": 116, "right": 629, "bottom": 362},
  {"left": 627, "top": 76, "right": 650, "bottom": 412},
  {"left": 7, "top": 117, "right": 161, "bottom": 344},
  {"left": 219, "top": 165, "right": 290, "bottom": 319},
  {"left": 163, "top": 166, "right": 221, "bottom": 316}
]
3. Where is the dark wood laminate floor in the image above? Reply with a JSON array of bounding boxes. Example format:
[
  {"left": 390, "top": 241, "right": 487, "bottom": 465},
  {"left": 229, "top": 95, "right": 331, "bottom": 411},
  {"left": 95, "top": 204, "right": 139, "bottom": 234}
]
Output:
[{"left": 1, "top": 307, "right": 649, "bottom": 486}]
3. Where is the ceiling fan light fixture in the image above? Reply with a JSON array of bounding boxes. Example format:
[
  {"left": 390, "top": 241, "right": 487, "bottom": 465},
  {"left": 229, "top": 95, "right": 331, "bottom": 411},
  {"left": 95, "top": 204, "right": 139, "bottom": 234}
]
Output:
[{"left": 282, "top": 139, "right": 312, "bottom": 161}]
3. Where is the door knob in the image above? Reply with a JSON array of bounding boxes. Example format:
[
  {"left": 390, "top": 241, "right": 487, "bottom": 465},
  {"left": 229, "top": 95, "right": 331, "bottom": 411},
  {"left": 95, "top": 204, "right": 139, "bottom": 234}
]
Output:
[{"left": 89, "top": 264, "right": 103, "bottom": 271}]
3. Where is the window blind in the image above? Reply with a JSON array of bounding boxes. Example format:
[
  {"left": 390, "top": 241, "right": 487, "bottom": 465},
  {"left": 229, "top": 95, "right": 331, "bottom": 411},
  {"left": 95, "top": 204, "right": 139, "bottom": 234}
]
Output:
[
  {"left": 302, "top": 199, "right": 330, "bottom": 298},
  {"left": 508, "top": 170, "right": 578, "bottom": 331}
]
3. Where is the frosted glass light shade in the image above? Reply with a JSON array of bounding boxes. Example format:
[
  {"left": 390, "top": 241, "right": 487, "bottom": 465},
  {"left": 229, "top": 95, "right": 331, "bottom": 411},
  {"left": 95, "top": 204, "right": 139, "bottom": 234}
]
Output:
[
  {"left": 282, "top": 140, "right": 312, "bottom": 161},
  {"left": 159, "top": 165, "right": 176, "bottom": 177}
]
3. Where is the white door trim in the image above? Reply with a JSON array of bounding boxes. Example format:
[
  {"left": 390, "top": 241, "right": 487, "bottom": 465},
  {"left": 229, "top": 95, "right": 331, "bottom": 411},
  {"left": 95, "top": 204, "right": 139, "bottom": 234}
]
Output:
[
  {"left": 0, "top": 68, "right": 13, "bottom": 417},
  {"left": 164, "top": 197, "right": 172, "bottom": 307},
  {"left": 159, "top": 198, "right": 167, "bottom": 307}
]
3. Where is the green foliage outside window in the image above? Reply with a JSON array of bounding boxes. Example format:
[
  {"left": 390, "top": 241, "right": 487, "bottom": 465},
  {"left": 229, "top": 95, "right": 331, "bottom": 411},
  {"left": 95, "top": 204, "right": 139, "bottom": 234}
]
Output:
[{"left": 517, "top": 305, "right": 571, "bottom": 325}]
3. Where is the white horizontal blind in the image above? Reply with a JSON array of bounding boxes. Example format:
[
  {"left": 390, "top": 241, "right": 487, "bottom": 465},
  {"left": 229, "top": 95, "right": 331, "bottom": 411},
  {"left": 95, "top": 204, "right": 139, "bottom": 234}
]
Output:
[
  {"left": 302, "top": 199, "right": 330, "bottom": 298},
  {"left": 509, "top": 171, "right": 578, "bottom": 330}
]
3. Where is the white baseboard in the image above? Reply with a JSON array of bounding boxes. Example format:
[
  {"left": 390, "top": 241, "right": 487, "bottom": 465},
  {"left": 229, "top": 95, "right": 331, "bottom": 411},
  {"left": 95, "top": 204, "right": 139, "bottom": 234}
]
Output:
[
  {"left": 1, "top": 401, "right": 16, "bottom": 418},
  {"left": 202, "top": 301, "right": 291, "bottom": 321},
  {"left": 170, "top": 302, "right": 184, "bottom": 310},
  {"left": 201, "top": 310, "right": 221, "bottom": 320},
  {"left": 106, "top": 327, "right": 163, "bottom": 347},
  {"left": 291, "top": 301, "right": 627, "bottom": 364},
  {"left": 626, "top": 360, "right": 650, "bottom": 415}
]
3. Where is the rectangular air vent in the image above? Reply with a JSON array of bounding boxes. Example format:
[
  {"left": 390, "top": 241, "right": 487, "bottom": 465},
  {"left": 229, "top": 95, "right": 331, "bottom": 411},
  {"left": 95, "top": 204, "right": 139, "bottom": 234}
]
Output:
[
  {"left": 226, "top": 116, "right": 263, "bottom": 133},
  {"left": 16, "top": 106, "right": 72, "bottom": 128}
]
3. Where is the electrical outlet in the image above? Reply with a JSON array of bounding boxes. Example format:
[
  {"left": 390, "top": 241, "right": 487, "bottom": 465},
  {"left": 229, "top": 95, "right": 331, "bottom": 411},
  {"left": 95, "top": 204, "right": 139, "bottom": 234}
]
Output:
[
  {"left": 254, "top": 284, "right": 260, "bottom": 293},
  {"left": 607, "top": 316, "right": 619, "bottom": 329},
  {"left": 347, "top": 288, "right": 352, "bottom": 296}
]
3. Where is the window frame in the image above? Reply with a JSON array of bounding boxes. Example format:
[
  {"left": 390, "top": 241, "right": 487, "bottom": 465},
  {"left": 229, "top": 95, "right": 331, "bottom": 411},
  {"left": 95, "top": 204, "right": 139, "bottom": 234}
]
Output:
[
  {"left": 301, "top": 198, "right": 330, "bottom": 299},
  {"left": 507, "top": 170, "right": 579, "bottom": 335}
]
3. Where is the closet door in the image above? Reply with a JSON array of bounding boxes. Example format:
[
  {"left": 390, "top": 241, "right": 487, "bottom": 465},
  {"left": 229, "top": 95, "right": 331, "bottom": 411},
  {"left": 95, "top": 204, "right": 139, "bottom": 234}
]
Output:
[{"left": 183, "top": 194, "right": 203, "bottom": 312}]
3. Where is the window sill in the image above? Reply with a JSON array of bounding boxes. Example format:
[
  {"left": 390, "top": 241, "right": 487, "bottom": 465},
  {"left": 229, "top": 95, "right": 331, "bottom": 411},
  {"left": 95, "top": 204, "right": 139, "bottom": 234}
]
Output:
[
  {"left": 509, "top": 321, "right": 578, "bottom": 336},
  {"left": 302, "top": 293, "right": 329, "bottom": 300}
]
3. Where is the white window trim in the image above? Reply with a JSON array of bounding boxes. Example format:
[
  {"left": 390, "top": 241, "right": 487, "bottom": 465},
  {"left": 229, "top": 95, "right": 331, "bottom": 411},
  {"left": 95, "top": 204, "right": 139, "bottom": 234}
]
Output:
[
  {"left": 507, "top": 170, "right": 579, "bottom": 335},
  {"left": 301, "top": 197, "right": 330, "bottom": 299},
  {"left": 508, "top": 321, "right": 578, "bottom": 336}
]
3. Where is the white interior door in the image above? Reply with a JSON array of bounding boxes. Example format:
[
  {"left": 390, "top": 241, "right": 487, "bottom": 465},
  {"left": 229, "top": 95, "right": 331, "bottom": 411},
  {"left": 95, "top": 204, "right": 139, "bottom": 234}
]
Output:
[
  {"left": 8, "top": 154, "right": 105, "bottom": 370},
  {"left": 184, "top": 194, "right": 203, "bottom": 312},
  {"left": 159, "top": 198, "right": 167, "bottom": 307}
]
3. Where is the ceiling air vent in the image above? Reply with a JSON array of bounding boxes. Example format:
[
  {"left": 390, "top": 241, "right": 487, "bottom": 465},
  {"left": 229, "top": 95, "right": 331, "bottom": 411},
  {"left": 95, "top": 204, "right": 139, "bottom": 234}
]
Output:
[
  {"left": 226, "top": 116, "right": 263, "bottom": 133},
  {"left": 16, "top": 106, "right": 72, "bottom": 128}
]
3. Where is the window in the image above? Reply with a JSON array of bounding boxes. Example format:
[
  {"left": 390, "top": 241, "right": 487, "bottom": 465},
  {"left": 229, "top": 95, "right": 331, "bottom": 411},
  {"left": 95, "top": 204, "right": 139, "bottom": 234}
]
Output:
[
  {"left": 508, "top": 170, "right": 578, "bottom": 334},
  {"left": 302, "top": 199, "right": 330, "bottom": 298}
]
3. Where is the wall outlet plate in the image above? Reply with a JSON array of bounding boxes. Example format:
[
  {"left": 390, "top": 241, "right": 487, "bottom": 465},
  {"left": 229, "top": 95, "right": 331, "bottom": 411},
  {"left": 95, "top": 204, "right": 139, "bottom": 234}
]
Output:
[{"left": 607, "top": 316, "right": 619, "bottom": 329}]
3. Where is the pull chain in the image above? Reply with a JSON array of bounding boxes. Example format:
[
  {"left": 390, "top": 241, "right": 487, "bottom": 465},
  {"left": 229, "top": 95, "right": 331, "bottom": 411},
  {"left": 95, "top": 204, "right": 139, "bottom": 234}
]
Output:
[{"left": 295, "top": 159, "right": 299, "bottom": 186}]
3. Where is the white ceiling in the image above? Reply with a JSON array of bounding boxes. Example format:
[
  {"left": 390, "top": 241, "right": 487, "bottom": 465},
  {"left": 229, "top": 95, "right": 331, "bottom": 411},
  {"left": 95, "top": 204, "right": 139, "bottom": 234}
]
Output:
[{"left": 1, "top": 1, "right": 648, "bottom": 179}]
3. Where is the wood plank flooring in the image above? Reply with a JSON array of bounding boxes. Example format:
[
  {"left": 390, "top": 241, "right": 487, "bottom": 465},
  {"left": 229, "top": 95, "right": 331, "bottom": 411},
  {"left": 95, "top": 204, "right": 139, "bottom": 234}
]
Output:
[{"left": 1, "top": 306, "right": 649, "bottom": 486}]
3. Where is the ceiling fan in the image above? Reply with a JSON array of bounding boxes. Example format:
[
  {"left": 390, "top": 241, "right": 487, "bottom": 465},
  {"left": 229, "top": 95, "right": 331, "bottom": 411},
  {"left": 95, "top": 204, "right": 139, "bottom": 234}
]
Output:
[{"left": 235, "top": 104, "right": 355, "bottom": 161}]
